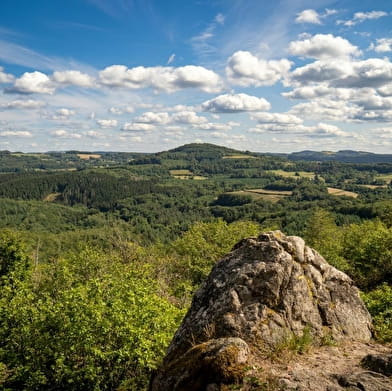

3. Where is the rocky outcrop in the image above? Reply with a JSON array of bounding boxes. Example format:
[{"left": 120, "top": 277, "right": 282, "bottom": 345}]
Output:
[{"left": 150, "top": 231, "right": 378, "bottom": 391}]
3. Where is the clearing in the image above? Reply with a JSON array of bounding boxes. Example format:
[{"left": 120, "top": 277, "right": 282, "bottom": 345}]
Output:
[
  {"left": 327, "top": 187, "right": 358, "bottom": 198},
  {"left": 77, "top": 154, "right": 102, "bottom": 160},
  {"left": 265, "top": 170, "right": 316, "bottom": 179}
]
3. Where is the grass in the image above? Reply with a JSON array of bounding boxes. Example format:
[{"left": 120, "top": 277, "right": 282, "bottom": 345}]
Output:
[
  {"left": 358, "top": 185, "right": 388, "bottom": 189},
  {"left": 228, "top": 189, "right": 292, "bottom": 203},
  {"left": 327, "top": 187, "right": 358, "bottom": 198},
  {"left": 268, "top": 326, "right": 313, "bottom": 361},
  {"left": 265, "top": 170, "right": 316, "bottom": 179},
  {"left": 43, "top": 192, "right": 61, "bottom": 202},
  {"left": 375, "top": 173, "right": 392, "bottom": 184},
  {"left": 169, "top": 169, "right": 193, "bottom": 176}
]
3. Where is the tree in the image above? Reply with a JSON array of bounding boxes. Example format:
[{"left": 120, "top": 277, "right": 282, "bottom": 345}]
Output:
[
  {"left": 0, "top": 230, "right": 30, "bottom": 281},
  {"left": 303, "top": 209, "right": 347, "bottom": 271}
]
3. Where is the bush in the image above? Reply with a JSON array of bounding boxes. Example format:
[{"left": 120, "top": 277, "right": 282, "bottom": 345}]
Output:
[
  {"left": 0, "top": 247, "right": 183, "bottom": 391},
  {"left": 362, "top": 284, "right": 392, "bottom": 343}
]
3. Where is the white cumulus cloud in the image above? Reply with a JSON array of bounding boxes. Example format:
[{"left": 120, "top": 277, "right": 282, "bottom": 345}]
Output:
[
  {"left": 9, "top": 71, "right": 56, "bottom": 94},
  {"left": 0, "top": 130, "right": 33, "bottom": 137},
  {"left": 52, "top": 70, "right": 95, "bottom": 88},
  {"left": 289, "top": 34, "right": 360, "bottom": 59},
  {"left": 370, "top": 38, "right": 392, "bottom": 53},
  {"left": 96, "top": 119, "right": 118, "bottom": 128},
  {"left": 251, "top": 112, "right": 303, "bottom": 125},
  {"left": 340, "top": 11, "right": 388, "bottom": 27},
  {"left": 1, "top": 99, "right": 46, "bottom": 109},
  {"left": 171, "top": 111, "right": 208, "bottom": 124},
  {"left": 295, "top": 9, "right": 321, "bottom": 24},
  {"left": 0, "top": 67, "right": 14, "bottom": 83},
  {"left": 133, "top": 111, "right": 170, "bottom": 124},
  {"left": 99, "top": 64, "right": 223, "bottom": 93},
  {"left": 50, "top": 129, "right": 82, "bottom": 139},
  {"left": 193, "top": 122, "right": 233, "bottom": 131},
  {"left": 202, "top": 93, "right": 271, "bottom": 113},
  {"left": 122, "top": 123, "right": 156, "bottom": 131},
  {"left": 226, "top": 51, "right": 291, "bottom": 87}
]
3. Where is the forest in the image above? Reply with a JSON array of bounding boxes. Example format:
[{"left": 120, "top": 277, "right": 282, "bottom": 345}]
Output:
[{"left": 0, "top": 143, "right": 391, "bottom": 390}]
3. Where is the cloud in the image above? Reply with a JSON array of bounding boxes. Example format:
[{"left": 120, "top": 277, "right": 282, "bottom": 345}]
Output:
[
  {"left": 289, "top": 34, "right": 360, "bottom": 60},
  {"left": 49, "top": 108, "right": 76, "bottom": 120},
  {"left": 215, "top": 13, "right": 225, "bottom": 25},
  {"left": 50, "top": 129, "right": 82, "bottom": 139},
  {"left": 339, "top": 11, "right": 388, "bottom": 27},
  {"left": 122, "top": 123, "right": 156, "bottom": 132},
  {"left": 7, "top": 71, "right": 56, "bottom": 94},
  {"left": 98, "top": 64, "right": 223, "bottom": 93},
  {"left": 251, "top": 112, "right": 303, "bottom": 125},
  {"left": 133, "top": 111, "right": 170, "bottom": 124},
  {"left": 288, "top": 57, "right": 392, "bottom": 91},
  {"left": 289, "top": 98, "right": 362, "bottom": 121},
  {"left": 378, "top": 84, "right": 392, "bottom": 97},
  {"left": 295, "top": 9, "right": 321, "bottom": 24},
  {"left": 171, "top": 110, "right": 208, "bottom": 124},
  {"left": 1, "top": 99, "right": 46, "bottom": 109},
  {"left": 109, "top": 105, "right": 134, "bottom": 115},
  {"left": 193, "top": 122, "right": 234, "bottom": 131},
  {"left": 96, "top": 119, "right": 118, "bottom": 128},
  {"left": 0, "top": 67, "right": 14, "bottom": 83},
  {"left": 202, "top": 93, "right": 271, "bottom": 113},
  {"left": 249, "top": 121, "right": 348, "bottom": 137},
  {"left": 370, "top": 38, "right": 392, "bottom": 53},
  {"left": 0, "top": 130, "right": 33, "bottom": 137},
  {"left": 226, "top": 51, "right": 291, "bottom": 87},
  {"left": 85, "top": 130, "right": 105, "bottom": 139},
  {"left": 288, "top": 60, "right": 353, "bottom": 85},
  {"left": 332, "top": 58, "right": 392, "bottom": 89},
  {"left": 52, "top": 70, "right": 95, "bottom": 87},
  {"left": 167, "top": 54, "right": 176, "bottom": 65},
  {"left": 282, "top": 84, "right": 332, "bottom": 99}
]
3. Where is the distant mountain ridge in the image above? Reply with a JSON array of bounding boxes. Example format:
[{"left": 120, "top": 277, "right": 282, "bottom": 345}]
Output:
[
  {"left": 164, "top": 144, "right": 392, "bottom": 163},
  {"left": 2, "top": 144, "right": 392, "bottom": 164},
  {"left": 288, "top": 150, "right": 392, "bottom": 164}
]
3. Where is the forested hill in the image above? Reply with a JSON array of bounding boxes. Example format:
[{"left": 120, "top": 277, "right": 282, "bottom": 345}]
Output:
[
  {"left": 287, "top": 150, "right": 392, "bottom": 163},
  {"left": 163, "top": 143, "right": 253, "bottom": 157}
]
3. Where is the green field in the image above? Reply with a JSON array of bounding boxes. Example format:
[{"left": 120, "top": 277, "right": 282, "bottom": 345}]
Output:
[{"left": 229, "top": 188, "right": 292, "bottom": 203}]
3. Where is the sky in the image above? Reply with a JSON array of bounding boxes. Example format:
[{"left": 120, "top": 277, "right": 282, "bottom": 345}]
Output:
[{"left": 0, "top": 0, "right": 391, "bottom": 153}]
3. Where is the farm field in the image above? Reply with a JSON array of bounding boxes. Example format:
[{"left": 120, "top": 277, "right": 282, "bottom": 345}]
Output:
[
  {"left": 265, "top": 170, "right": 316, "bottom": 179},
  {"left": 327, "top": 187, "right": 358, "bottom": 198}
]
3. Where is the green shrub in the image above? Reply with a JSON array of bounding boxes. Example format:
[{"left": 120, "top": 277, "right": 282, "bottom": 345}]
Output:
[{"left": 362, "top": 283, "right": 392, "bottom": 343}]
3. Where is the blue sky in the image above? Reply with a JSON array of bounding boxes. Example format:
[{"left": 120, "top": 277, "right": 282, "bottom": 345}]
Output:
[{"left": 0, "top": 0, "right": 391, "bottom": 152}]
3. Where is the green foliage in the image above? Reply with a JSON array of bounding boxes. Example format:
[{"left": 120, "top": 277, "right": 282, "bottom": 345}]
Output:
[
  {"left": 0, "top": 246, "right": 183, "bottom": 391},
  {"left": 303, "top": 209, "right": 348, "bottom": 271},
  {"left": 215, "top": 193, "right": 253, "bottom": 206},
  {"left": 362, "top": 284, "right": 392, "bottom": 343},
  {"left": 170, "top": 219, "right": 260, "bottom": 287},
  {"left": 341, "top": 220, "right": 392, "bottom": 289},
  {"left": 0, "top": 230, "right": 30, "bottom": 280}
]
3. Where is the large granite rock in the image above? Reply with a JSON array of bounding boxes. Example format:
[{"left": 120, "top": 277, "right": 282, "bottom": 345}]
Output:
[{"left": 150, "top": 231, "right": 375, "bottom": 391}]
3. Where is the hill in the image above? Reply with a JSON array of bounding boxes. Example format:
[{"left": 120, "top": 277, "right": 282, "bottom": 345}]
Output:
[{"left": 288, "top": 150, "right": 392, "bottom": 164}]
